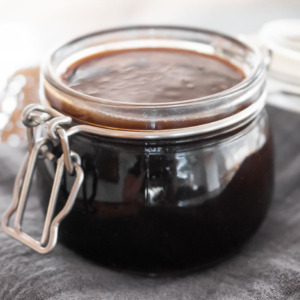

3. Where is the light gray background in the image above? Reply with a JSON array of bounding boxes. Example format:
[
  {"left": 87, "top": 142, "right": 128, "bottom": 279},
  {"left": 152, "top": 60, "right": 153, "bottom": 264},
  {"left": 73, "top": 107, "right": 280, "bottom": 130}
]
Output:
[{"left": 0, "top": 0, "right": 300, "bottom": 82}]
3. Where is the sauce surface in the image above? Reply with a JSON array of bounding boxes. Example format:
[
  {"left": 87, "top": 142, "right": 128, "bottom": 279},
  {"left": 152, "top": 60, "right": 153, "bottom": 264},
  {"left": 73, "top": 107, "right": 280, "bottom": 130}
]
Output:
[{"left": 62, "top": 48, "right": 245, "bottom": 103}]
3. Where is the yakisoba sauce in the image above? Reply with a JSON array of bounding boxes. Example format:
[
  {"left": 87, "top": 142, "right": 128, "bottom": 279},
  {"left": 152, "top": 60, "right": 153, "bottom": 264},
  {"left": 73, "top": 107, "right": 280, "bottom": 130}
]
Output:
[
  {"left": 45, "top": 48, "right": 245, "bottom": 130},
  {"left": 62, "top": 49, "right": 244, "bottom": 103}
]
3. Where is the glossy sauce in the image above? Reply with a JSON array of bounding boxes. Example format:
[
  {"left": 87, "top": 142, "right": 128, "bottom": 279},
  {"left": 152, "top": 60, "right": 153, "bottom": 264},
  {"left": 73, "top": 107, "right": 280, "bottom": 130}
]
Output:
[
  {"left": 38, "top": 115, "right": 273, "bottom": 274},
  {"left": 47, "top": 49, "right": 247, "bottom": 130},
  {"left": 62, "top": 49, "right": 245, "bottom": 104}
]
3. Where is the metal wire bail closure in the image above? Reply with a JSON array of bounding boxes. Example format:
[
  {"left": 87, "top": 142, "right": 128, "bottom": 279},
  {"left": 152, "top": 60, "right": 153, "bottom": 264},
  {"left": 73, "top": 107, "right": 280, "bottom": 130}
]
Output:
[{"left": 1, "top": 104, "right": 84, "bottom": 254}]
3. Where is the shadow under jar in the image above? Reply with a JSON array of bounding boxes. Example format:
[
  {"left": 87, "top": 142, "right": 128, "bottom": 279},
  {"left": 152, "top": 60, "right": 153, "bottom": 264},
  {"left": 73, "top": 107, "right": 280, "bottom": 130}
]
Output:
[{"left": 37, "top": 26, "right": 274, "bottom": 274}]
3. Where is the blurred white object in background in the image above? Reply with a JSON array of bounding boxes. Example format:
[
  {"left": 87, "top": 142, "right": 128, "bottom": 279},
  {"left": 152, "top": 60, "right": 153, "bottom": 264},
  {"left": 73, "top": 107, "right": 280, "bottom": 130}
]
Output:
[{"left": 260, "top": 19, "right": 300, "bottom": 112}]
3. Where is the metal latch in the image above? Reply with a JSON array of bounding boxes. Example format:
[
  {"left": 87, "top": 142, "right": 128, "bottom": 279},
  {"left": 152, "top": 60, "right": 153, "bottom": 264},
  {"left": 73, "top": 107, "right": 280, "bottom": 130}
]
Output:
[{"left": 1, "top": 104, "right": 84, "bottom": 253}]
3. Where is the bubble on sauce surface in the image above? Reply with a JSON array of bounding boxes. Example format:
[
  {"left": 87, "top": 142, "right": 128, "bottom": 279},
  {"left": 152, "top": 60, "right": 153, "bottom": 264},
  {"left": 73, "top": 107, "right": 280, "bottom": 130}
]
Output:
[{"left": 63, "top": 49, "right": 245, "bottom": 104}]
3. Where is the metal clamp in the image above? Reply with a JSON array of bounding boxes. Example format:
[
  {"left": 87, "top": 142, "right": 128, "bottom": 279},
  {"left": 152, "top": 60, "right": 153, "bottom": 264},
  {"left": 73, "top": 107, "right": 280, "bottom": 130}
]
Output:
[{"left": 2, "top": 104, "right": 84, "bottom": 254}]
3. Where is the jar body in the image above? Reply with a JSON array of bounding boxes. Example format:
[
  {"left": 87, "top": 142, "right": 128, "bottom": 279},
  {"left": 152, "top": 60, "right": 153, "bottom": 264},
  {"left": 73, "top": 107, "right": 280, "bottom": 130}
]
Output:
[{"left": 37, "top": 109, "right": 273, "bottom": 274}]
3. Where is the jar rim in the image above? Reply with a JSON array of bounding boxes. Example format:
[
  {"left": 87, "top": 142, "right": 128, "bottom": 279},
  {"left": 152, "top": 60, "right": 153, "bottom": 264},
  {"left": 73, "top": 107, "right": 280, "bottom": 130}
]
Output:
[
  {"left": 43, "top": 25, "right": 264, "bottom": 108},
  {"left": 41, "top": 25, "right": 266, "bottom": 134}
]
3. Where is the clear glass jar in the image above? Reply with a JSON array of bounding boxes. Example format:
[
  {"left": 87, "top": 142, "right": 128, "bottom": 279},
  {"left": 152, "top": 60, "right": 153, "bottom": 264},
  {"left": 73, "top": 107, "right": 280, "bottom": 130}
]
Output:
[{"left": 7, "top": 26, "right": 274, "bottom": 275}]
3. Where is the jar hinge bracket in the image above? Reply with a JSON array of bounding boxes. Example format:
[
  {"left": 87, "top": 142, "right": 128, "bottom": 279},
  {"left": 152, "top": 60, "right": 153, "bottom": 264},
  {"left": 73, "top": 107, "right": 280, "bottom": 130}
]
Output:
[{"left": 1, "top": 104, "right": 84, "bottom": 254}]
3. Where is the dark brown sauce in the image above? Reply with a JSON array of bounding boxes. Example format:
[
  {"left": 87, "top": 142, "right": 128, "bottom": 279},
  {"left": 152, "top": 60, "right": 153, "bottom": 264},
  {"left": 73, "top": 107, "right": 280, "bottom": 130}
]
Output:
[
  {"left": 62, "top": 48, "right": 245, "bottom": 104},
  {"left": 47, "top": 49, "right": 246, "bottom": 130},
  {"left": 37, "top": 112, "right": 273, "bottom": 275}
]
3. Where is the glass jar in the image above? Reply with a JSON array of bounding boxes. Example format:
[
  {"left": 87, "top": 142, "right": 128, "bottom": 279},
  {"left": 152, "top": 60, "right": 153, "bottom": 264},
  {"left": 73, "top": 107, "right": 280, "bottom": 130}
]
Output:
[{"left": 3, "top": 26, "right": 274, "bottom": 275}]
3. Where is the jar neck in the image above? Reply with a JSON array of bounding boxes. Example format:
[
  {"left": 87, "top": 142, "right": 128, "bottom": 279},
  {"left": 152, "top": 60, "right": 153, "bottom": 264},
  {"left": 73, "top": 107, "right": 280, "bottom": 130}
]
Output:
[{"left": 41, "top": 26, "right": 266, "bottom": 138}]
